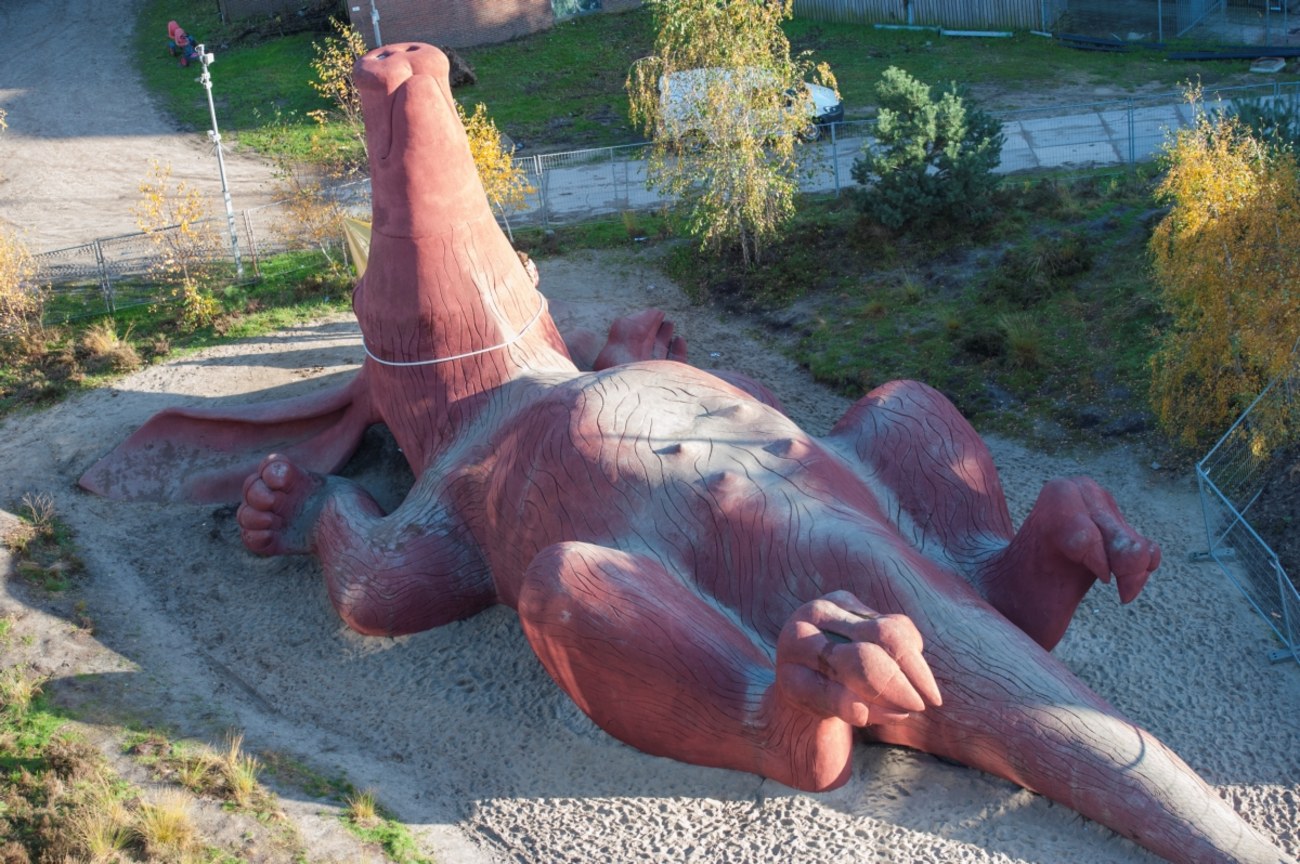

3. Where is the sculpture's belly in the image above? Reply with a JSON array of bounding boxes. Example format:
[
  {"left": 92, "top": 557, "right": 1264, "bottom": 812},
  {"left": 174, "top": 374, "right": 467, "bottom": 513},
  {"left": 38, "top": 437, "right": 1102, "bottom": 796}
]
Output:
[{"left": 473, "top": 364, "right": 942, "bottom": 635}]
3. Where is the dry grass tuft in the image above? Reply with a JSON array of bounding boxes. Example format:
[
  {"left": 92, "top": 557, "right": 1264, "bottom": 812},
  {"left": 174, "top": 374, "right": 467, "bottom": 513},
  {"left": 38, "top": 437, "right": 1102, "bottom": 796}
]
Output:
[
  {"left": 71, "top": 779, "right": 134, "bottom": 862},
  {"left": 133, "top": 789, "right": 197, "bottom": 859},
  {"left": 0, "top": 665, "right": 45, "bottom": 716},
  {"left": 175, "top": 748, "right": 220, "bottom": 795},
  {"left": 80, "top": 321, "right": 141, "bottom": 374},
  {"left": 220, "top": 732, "right": 263, "bottom": 808},
  {"left": 344, "top": 787, "right": 380, "bottom": 827}
]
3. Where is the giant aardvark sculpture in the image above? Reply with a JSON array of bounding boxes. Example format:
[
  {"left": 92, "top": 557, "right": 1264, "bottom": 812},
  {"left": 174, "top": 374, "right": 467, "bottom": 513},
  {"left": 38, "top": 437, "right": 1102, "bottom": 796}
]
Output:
[{"left": 80, "top": 44, "right": 1293, "bottom": 864}]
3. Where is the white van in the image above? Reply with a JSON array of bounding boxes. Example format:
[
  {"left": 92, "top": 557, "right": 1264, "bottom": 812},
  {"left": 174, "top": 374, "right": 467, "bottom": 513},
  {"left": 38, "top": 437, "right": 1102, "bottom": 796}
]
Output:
[{"left": 657, "top": 66, "right": 843, "bottom": 143}]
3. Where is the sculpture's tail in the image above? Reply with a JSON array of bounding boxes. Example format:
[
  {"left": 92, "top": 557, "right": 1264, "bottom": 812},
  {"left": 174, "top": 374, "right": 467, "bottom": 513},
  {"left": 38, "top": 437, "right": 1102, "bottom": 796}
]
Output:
[
  {"left": 872, "top": 602, "right": 1292, "bottom": 864},
  {"left": 78, "top": 372, "right": 375, "bottom": 504}
]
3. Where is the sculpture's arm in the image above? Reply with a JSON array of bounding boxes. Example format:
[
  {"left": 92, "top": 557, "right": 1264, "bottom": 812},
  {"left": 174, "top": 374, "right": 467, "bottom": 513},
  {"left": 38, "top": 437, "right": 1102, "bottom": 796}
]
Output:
[{"left": 516, "top": 541, "right": 939, "bottom": 792}]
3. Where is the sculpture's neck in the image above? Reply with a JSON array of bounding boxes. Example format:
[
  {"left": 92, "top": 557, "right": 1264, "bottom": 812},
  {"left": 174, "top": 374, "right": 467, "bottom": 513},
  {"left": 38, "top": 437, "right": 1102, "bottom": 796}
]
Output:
[{"left": 354, "top": 214, "right": 574, "bottom": 472}]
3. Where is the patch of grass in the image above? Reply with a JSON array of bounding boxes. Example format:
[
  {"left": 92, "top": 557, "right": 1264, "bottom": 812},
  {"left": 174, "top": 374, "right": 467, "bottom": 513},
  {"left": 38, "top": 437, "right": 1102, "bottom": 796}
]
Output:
[
  {"left": 340, "top": 788, "right": 434, "bottom": 864},
  {"left": 260, "top": 749, "right": 352, "bottom": 801},
  {"left": 785, "top": 22, "right": 1299, "bottom": 116},
  {"left": 516, "top": 210, "right": 678, "bottom": 258},
  {"left": 4, "top": 493, "right": 84, "bottom": 592},
  {"left": 674, "top": 171, "right": 1166, "bottom": 445},
  {"left": 133, "top": 0, "right": 346, "bottom": 162},
  {"left": 1, "top": 249, "right": 353, "bottom": 421},
  {"left": 457, "top": 10, "right": 655, "bottom": 151}
]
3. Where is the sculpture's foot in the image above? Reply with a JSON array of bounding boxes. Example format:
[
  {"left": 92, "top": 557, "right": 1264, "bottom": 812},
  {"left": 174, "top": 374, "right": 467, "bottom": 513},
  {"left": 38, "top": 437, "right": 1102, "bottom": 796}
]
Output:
[
  {"left": 237, "top": 454, "right": 328, "bottom": 556},
  {"left": 775, "top": 590, "right": 942, "bottom": 728},
  {"left": 592, "top": 308, "right": 688, "bottom": 369},
  {"left": 978, "top": 476, "right": 1162, "bottom": 651}
]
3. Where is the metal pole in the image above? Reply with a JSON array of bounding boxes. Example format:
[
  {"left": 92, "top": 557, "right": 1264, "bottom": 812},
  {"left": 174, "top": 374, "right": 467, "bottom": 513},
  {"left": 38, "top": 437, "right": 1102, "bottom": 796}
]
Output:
[
  {"left": 196, "top": 45, "right": 244, "bottom": 278},
  {"left": 370, "top": 0, "right": 382, "bottom": 47}
]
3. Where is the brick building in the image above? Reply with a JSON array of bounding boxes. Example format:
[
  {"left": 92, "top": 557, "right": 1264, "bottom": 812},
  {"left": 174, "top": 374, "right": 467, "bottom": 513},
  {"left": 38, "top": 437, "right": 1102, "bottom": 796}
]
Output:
[{"left": 344, "top": 0, "right": 642, "bottom": 49}]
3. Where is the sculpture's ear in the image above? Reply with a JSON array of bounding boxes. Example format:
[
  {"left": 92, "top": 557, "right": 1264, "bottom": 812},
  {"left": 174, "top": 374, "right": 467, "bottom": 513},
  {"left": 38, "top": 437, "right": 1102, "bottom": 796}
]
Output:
[{"left": 79, "top": 376, "right": 375, "bottom": 504}]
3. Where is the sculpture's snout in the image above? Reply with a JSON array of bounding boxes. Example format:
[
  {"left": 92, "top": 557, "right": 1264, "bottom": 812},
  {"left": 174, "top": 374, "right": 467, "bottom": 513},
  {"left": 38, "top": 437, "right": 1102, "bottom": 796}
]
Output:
[
  {"left": 355, "top": 42, "right": 449, "bottom": 96},
  {"left": 354, "top": 42, "right": 487, "bottom": 239}
]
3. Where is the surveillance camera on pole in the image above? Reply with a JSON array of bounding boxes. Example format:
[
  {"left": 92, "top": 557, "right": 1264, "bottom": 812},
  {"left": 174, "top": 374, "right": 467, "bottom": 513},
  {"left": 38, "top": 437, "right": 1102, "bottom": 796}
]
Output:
[{"left": 196, "top": 44, "right": 244, "bottom": 279}]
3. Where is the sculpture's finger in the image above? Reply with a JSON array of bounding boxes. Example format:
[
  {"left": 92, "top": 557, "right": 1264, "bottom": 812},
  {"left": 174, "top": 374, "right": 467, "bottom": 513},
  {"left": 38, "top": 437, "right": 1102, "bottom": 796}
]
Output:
[
  {"left": 777, "top": 662, "right": 863, "bottom": 724},
  {"left": 240, "top": 527, "right": 276, "bottom": 556},
  {"left": 778, "top": 617, "right": 927, "bottom": 717},
  {"left": 667, "top": 334, "right": 688, "bottom": 363},
  {"left": 1115, "top": 539, "right": 1160, "bottom": 604},
  {"left": 653, "top": 321, "right": 676, "bottom": 360},
  {"left": 840, "top": 641, "right": 928, "bottom": 714},
  {"left": 260, "top": 456, "right": 297, "bottom": 492}
]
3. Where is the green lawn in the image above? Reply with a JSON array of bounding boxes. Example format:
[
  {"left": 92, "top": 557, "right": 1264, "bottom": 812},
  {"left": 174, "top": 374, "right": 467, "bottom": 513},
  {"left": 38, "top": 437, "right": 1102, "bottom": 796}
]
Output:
[
  {"left": 662, "top": 170, "right": 1167, "bottom": 445},
  {"left": 132, "top": 2, "right": 1300, "bottom": 158}
]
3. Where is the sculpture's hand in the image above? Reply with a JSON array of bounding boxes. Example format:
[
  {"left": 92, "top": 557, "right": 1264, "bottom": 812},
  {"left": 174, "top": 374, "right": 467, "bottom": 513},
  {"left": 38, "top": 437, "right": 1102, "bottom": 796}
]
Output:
[{"left": 776, "top": 591, "right": 941, "bottom": 726}]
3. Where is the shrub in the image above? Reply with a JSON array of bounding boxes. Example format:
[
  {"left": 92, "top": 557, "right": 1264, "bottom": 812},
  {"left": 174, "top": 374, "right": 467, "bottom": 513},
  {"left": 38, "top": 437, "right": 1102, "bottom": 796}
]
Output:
[
  {"left": 134, "top": 160, "right": 222, "bottom": 331},
  {"left": 1149, "top": 96, "right": 1300, "bottom": 449},
  {"left": 0, "top": 228, "right": 45, "bottom": 341},
  {"left": 1225, "top": 95, "right": 1300, "bottom": 150},
  {"left": 852, "top": 67, "right": 1004, "bottom": 232}
]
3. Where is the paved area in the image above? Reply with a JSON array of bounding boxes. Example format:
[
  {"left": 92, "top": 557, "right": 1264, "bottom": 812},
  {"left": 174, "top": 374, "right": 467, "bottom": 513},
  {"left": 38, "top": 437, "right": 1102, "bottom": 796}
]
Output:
[
  {"left": 512, "top": 96, "right": 1256, "bottom": 225},
  {"left": 0, "top": 0, "right": 277, "bottom": 252}
]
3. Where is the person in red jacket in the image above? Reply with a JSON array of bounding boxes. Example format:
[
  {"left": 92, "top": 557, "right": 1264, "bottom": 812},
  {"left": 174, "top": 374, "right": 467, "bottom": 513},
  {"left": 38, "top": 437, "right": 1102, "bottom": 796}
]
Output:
[{"left": 167, "top": 20, "right": 200, "bottom": 67}]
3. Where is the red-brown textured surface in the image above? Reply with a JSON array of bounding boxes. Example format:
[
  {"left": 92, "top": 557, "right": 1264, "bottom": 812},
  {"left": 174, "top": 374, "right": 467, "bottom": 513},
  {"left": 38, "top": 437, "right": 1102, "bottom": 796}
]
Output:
[{"left": 81, "top": 44, "right": 1292, "bottom": 864}]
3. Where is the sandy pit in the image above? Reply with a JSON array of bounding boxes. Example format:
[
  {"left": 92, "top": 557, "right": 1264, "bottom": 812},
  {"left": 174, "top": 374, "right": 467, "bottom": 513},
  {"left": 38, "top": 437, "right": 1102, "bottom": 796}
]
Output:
[{"left": 0, "top": 248, "right": 1297, "bottom": 863}]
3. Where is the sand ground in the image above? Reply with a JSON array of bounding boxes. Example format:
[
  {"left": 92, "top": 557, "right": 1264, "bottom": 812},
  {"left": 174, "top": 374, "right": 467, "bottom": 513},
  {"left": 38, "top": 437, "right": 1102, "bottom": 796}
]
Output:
[{"left": 1, "top": 248, "right": 1298, "bottom": 863}]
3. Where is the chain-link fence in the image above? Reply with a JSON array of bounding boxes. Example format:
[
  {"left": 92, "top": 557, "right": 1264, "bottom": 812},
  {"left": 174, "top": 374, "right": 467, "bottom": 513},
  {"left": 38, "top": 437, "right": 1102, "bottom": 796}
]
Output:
[
  {"left": 31, "top": 81, "right": 1300, "bottom": 298},
  {"left": 32, "top": 182, "right": 373, "bottom": 323},
  {"left": 1196, "top": 348, "right": 1300, "bottom": 665},
  {"left": 1057, "top": 0, "right": 1300, "bottom": 45}
]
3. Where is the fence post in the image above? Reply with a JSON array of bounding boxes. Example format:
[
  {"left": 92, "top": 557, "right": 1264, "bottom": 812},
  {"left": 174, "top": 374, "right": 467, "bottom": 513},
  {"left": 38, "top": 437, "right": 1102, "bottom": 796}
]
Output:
[
  {"left": 93, "top": 239, "right": 114, "bottom": 314},
  {"left": 1127, "top": 98, "right": 1136, "bottom": 168},
  {"left": 610, "top": 148, "right": 620, "bottom": 210},
  {"left": 242, "top": 210, "right": 261, "bottom": 279},
  {"left": 535, "top": 154, "right": 550, "bottom": 228},
  {"left": 831, "top": 123, "right": 841, "bottom": 196}
]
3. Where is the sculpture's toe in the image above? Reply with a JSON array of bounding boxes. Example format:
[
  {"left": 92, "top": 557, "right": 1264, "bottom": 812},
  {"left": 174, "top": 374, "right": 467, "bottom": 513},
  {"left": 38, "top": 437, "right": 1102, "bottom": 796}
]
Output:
[{"left": 1055, "top": 477, "right": 1162, "bottom": 604}]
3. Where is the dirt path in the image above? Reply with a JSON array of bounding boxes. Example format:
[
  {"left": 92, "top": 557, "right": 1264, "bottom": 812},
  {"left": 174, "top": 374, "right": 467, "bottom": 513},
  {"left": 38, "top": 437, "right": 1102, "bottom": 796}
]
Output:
[{"left": 0, "top": 0, "right": 278, "bottom": 252}]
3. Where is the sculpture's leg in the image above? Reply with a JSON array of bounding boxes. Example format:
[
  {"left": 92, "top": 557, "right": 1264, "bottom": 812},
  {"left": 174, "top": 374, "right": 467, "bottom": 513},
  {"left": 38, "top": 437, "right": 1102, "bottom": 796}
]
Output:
[
  {"left": 238, "top": 455, "right": 493, "bottom": 636},
  {"left": 516, "top": 542, "right": 940, "bottom": 792},
  {"left": 827, "top": 379, "right": 1159, "bottom": 650}
]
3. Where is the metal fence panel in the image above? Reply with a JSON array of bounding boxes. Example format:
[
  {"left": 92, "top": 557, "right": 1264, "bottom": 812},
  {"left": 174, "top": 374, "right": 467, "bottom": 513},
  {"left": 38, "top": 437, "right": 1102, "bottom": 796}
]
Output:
[
  {"left": 31, "top": 84, "right": 1300, "bottom": 297},
  {"left": 794, "top": 0, "right": 1044, "bottom": 29},
  {"left": 1197, "top": 357, "right": 1300, "bottom": 664}
]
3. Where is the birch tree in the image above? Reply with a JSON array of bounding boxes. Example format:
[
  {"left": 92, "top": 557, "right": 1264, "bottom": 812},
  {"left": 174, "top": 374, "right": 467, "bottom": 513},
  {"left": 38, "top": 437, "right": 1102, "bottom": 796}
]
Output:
[
  {"left": 627, "top": 0, "right": 836, "bottom": 267},
  {"left": 1149, "top": 96, "right": 1300, "bottom": 449}
]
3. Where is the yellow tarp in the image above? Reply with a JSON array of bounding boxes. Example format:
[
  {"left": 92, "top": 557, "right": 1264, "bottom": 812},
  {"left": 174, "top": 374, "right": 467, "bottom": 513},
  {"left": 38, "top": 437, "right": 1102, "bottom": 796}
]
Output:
[{"left": 343, "top": 217, "right": 372, "bottom": 278}]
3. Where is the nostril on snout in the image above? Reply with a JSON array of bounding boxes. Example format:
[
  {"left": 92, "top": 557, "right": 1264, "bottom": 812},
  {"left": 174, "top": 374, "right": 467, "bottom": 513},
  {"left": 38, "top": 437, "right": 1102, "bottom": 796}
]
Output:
[
  {"left": 377, "top": 50, "right": 392, "bottom": 59},
  {"left": 406, "top": 45, "right": 419, "bottom": 52}
]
